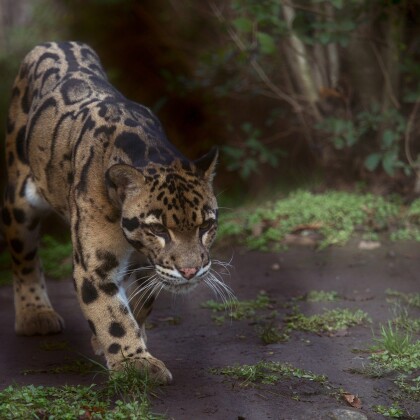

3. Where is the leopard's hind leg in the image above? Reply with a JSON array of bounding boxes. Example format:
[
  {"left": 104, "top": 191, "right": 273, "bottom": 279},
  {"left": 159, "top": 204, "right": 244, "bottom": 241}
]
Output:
[
  {"left": 3, "top": 172, "right": 64, "bottom": 335},
  {"left": 3, "top": 78, "right": 64, "bottom": 335}
]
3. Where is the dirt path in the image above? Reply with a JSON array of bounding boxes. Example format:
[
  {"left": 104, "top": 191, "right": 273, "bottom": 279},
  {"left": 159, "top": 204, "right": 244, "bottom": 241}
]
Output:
[{"left": 1, "top": 240, "right": 419, "bottom": 419}]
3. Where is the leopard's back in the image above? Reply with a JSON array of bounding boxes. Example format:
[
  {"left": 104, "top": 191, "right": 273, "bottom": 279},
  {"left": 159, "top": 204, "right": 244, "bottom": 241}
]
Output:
[{"left": 7, "top": 41, "right": 184, "bottom": 215}]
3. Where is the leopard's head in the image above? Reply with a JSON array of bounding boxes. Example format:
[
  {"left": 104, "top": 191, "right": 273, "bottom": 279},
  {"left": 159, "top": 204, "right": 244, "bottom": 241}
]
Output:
[{"left": 107, "top": 148, "right": 218, "bottom": 293}]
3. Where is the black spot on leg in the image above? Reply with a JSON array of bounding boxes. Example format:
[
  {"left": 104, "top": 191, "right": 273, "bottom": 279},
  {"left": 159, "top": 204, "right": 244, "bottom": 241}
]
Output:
[
  {"left": 10, "top": 239, "right": 24, "bottom": 254},
  {"left": 81, "top": 278, "right": 99, "bottom": 304},
  {"left": 99, "top": 282, "right": 119, "bottom": 296},
  {"left": 95, "top": 250, "right": 119, "bottom": 279},
  {"left": 108, "top": 343, "right": 121, "bottom": 354},
  {"left": 1, "top": 208, "right": 12, "bottom": 226},
  {"left": 15, "top": 126, "right": 28, "bottom": 164},
  {"left": 13, "top": 208, "right": 26, "bottom": 224},
  {"left": 109, "top": 322, "right": 126, "bottom": 337},
  {"left": 88, "top": 319, "right": 96, "bottom": 335},
  {"left": 24, "top": 249, "right": 37, "bottom": 261},
  {"left": 21, "top": 267, "right": 34, "bottom": 275}
]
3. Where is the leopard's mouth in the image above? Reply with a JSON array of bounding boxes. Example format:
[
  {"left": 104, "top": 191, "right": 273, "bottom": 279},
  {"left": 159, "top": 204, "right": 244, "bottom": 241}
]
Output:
[{"left": 154, "top": 263, "right": 210, "bottom": 294}]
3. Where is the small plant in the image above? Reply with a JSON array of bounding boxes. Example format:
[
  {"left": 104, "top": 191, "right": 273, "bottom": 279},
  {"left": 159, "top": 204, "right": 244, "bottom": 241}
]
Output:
[
  {"left": 211, "top": 360, "right": 327, "bottom": 387},
  {"left": 285, "top": 308, "right": 370, "bottom": 333},
  {"left": 369, "top": 323, "right": 420, "bottom": 373},
  {"left": 373, "top": 403, "right": 405, "bottom": 418},
  {"left": 374, "top": 322, "right": 414, "bottom": 355},
  {"left": 386, "top": 289, "right": 420, "bottom": 308},
  {"left": 257, "top": 322, "right": 289, "bottom": 345},
  {"left": 302, "top": 290, "right": 340, "bottom": 302},
  {"left": 201, "top": 290, "right": 272, "bottom": 324},
  {"left": 394, "top": 374, "right": 420, "bottom": 400}
]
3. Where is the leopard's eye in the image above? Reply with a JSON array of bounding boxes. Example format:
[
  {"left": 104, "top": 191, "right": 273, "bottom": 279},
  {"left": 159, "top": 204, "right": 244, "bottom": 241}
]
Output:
[
  {"left": 149, "top": 224, "right": 168, "bottom": 237},
  {"left": 199, "top": 219, "right": 215, "bottom": 232}
]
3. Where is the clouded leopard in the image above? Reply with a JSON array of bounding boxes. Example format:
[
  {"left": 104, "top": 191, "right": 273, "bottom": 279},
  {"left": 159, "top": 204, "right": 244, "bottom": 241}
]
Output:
[{"left": 2, "top": 41, "right": 222, "bottom": 383}]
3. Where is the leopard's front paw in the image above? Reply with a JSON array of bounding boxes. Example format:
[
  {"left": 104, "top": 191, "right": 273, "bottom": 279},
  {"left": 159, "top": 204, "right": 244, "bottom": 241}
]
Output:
[
  {"left": 15, "top": 308, "right": 64, "bottom": 336},
  {"left": 109, "top": 353, "right": 173, "bottom": 385}
]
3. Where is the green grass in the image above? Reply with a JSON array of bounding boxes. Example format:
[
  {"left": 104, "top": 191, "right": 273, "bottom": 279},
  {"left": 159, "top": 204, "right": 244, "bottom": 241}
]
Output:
[
  {"left": 211, "top": 360, "right": 327, "bottom": 386},
  {"left": 386, "top": 289, "right": 420, "bottom": 308},
  {"left": 370, "top": 323, "right": 420, "bottom": 374},
  {"left": 201, "top": 291, "right": 272, "bottom": 324},
  {"left": 284, "top": 308, "right": 370, "bottom": 333},
  {"left": 218, "top": 190, "right": 420, "bottom": 250},
  {"left": 0, "top": 361, "right": 164, "bottom": 419},
  {"left": 297, "top": 290, "right": 340, "bottom": 302}
]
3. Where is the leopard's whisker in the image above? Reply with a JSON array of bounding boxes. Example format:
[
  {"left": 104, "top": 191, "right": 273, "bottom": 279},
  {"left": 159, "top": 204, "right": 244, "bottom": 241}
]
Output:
[
  {"left": 119, "top": 265, "right": 154, "bottom": 278},
  {"left": 127, "top": 275, "right": 157, "bottom": 305},
  {"left": 130, "top": 278, "right": 158, "bottom": 316},
  {"left": 124, "top": 272, "right": 156, "bottom": 291},
  {"left": 204, "top": 272, "right": 234, "bottom": 308},
  {"left": 129, "top": 277, "right": 156, "bottom": 302}
]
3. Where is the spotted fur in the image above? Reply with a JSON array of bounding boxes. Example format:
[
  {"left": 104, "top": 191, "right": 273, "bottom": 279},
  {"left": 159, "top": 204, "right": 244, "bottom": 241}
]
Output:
[{"left": 2, "top": 42, "right": 219, "bottom": 383}]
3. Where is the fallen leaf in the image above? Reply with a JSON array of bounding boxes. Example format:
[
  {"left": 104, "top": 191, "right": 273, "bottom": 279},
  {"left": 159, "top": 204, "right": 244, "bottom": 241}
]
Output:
[
  {"left": 343, "top": 392, "right": 362, "bottom": 409},
  {"left": 358, "top": 240, "right": 381, "bottom": 250},
  {"left": 271, "top": 263, "right": 280, "bottom": 271}
]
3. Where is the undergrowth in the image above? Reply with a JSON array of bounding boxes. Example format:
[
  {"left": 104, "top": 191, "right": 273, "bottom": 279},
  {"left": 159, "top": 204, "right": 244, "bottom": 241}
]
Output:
[
  {"left": 211, "top": 360, "right": 327, "bottom": 386},
  {"left": 218, "top": 190, "right": 420, "bottom": 250},
  {"left": 0, "top": 361, "right": 164, "bottom": 419}
]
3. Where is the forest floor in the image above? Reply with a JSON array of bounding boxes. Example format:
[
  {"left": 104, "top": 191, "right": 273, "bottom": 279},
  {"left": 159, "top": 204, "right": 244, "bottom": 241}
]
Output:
[{"left": 0, "top": 239, "right": 419, "bottom": 419}]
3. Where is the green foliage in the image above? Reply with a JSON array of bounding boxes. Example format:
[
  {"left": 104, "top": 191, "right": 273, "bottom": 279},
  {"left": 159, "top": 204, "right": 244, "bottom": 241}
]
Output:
[
  {"left": 218, "top": 190, "right": 404, "bottom": 250},
  {"left": 222, "top": 123, "right": 285, "bottom": 179},
  {"left": 317, "top": 105, "right": 409, "bottom": 177},
  {"left": 394, "top": 374, "right": 420, "bottom": 400},
  {"left": 211, "top": 360, "right": 327, "bottom": 386},
  {"left": 285, "top": 308, "right": 370, "bottom": 333},
  {"left": 0, "top": 363, "right": 164, "bottom": 419},
  {"left": 373, "top": 403, "right": 405, "bottom": 418},
  {"left": 257, "top": 322, "right": 289, "bottom": 344}
]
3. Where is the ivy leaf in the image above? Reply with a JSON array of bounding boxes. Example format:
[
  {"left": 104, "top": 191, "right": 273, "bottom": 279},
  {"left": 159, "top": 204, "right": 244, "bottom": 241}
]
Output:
[
  {"left": 364, "top": 153, "right": 381, "bottom": 172},
  {"left": 233, "top": 17, "right": 253, "bottom": 33},
  {"left": 256, "top": 32, "right": 276, "bottom": 55},
  {"left": 382, "top": 129, "right": 397, "bottom": 148},
  {"left": 382, "top": 151, "right": 397, "bottom": 176}
]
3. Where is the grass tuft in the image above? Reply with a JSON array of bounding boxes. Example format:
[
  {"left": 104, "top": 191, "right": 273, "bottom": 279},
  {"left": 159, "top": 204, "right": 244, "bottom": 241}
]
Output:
[{"left": 211, "top": 360, "right": 327, "bottom": 386}]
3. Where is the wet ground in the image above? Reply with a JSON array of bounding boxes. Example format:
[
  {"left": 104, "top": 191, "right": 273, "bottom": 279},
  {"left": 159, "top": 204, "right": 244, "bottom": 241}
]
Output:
[{"left": 1, "top": 240, "right": 419, "bottom": 419}]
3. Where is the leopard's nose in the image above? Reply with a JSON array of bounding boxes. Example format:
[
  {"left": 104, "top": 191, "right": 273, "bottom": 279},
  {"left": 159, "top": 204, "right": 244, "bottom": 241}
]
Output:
[{"left": 179, "top": 267, "right": 198, "bottom": 280}]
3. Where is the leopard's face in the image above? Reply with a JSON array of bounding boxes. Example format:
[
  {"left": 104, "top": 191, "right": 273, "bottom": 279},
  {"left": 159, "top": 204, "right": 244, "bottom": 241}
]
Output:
[{"left": 109, "top": 161, "right": 218, "bottom": 293}]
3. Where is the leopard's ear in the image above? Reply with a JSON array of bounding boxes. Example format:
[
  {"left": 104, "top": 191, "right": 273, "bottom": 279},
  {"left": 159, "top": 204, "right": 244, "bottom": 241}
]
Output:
[
  {"left": 194, "top": 147, "right": 218, "bottom": 182},
  {"left": 105, "top": 164, "right": 145, "bottom": 205}
]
